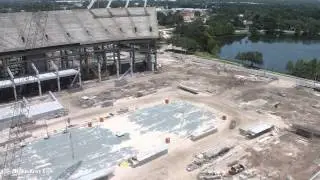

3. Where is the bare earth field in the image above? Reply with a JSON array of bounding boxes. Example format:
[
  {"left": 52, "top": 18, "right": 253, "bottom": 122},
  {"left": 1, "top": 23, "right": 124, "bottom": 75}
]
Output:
[{"left": 9, "top": 51, "right": 320, "bottom": 180}]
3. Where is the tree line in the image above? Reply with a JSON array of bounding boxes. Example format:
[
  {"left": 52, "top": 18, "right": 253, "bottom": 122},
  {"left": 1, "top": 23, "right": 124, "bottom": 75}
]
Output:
[
  {"left": 157, "top": 11, "right": 184, "bottom": 27},
  {"left": 286, "top": 59, "right": 320, "bottom": 80},
  {"left": 168, "top": 16, "right": 235, "bottom": 55},
  {"left": 218, "top": 3, "right": 320, "bottom": 37}
]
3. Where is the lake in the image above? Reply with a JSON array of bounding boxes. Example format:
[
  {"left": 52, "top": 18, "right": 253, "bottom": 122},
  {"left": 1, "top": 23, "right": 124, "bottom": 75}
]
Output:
[{"left": 219, "top": 36, "right": 320, "bottom": 72}]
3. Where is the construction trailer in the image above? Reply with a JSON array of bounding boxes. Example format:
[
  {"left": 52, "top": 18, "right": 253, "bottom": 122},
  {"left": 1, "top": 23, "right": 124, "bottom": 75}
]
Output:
[
  {"left": 239, "top": 123, "right": 274, "bottom": 139},
  {"left": 0, "top": 6, "right": 159, "bottom": 101}
]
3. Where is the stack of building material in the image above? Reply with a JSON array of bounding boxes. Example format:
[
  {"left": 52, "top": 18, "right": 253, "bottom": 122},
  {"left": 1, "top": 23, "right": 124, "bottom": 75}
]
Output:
[
  {"left": 100, "top": 100, "right": 114, "bottom": 107},
  {"left": 117, "top": 108, "right": 129, "bottom": 114},
  {"left": 79, "top": 96, "right": 96, "bottom": 108},
  {"left": 178, "top": 83, "right": 199, "bottom": 94},
  {"left": 203, "top": 147, "right": 230, "bottom": 160},
  {"left": 130, "top": 145, "right": 168, "bottom": 168},
  {"left": 190, "top": 126, "right": 217, "bottom": 141}
]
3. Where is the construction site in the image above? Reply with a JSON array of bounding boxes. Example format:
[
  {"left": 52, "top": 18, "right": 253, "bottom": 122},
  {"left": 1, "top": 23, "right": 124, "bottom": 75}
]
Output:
[{"left": 0, "top": 1, "right": 320, "bottom": 180}]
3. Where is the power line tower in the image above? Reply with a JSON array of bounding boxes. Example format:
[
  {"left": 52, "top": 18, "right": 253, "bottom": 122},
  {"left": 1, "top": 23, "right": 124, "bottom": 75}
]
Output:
[{"left": 2, "top": 101, "right": 30, "bottom": 179}]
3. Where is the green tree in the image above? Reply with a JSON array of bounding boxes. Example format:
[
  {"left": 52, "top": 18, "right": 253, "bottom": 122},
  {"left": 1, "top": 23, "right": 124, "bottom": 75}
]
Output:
[
  {"left": 175, "top": 20, "right": 210, "bottom": 51},
  {"left": 207, "top": 38, "right": 220, "bottom": 55},
  {"left": 294, "top": 25, "right": 302, "bottom": 36},
  {"left": 157, "top": 12, "right": 168, "bottom": 26},
  {"left": 236, "top": 51, "right": 263, "bottom": 67},
  {"left": 157, "top": 11, "right": 183, "bottom": 27},
  {"left": 194, "top": 11, "right": 201, "bottom": 17},
  {"left": 286, "top": 59, "right": 320, "bottom": 80},
  {"left": 286, "top": 60, "right": 294, "bottom": 73},
  {"left": 249, "top": 26, "right": 259, "bottom": 36},
  {"left": 310, "top": 58, "right": 317, "bottom": 78},
  {"left": 170, "top": 35, "right": 199, "bottom": 52}
]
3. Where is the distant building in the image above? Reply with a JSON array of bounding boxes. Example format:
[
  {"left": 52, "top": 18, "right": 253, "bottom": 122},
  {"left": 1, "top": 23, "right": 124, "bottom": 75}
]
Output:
[
  {"left": 156, "top": 8, "right": 207, "bottom": 23},
  {"left": 181, "top": 10, "right": 195, "bottom": 23},
  {"left": 56, "top": 0, "right": 86, "bottom": 6},
  {"left": 243, "top": 20, "right": 253, "bottom": 26}
]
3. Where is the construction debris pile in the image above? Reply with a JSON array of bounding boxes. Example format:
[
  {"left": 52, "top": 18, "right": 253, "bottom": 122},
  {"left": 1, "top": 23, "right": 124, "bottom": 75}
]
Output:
[{"left": 187, "top": 146, "right": 231, "bottom": 172}]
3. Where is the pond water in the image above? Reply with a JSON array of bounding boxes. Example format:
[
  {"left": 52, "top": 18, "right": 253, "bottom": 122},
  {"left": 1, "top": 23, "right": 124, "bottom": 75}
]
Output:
[{"left": 219, "top": 36, "right": 320, "bottom": 72}]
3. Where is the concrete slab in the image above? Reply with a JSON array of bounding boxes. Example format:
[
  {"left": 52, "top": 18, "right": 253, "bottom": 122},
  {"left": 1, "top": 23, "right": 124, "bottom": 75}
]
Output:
[
  {"left": 128, "top": 101, "right": 216, "bottom": 137},
  {"left": 18, "top": 127, "right": 136, "bottom": 179}
]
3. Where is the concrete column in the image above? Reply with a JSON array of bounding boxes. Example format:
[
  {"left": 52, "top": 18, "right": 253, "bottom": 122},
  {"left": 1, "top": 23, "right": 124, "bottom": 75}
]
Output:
[
  {"left": 31, "top": 63, "right": 42, "bottom": 96},
  {"left": 57, "top": 74, "right": 61, "bottom": 92},
  {"left": 59, "top": 50, "right": 64, "bottom": 69},
  {"left": 117, "top": 48, "right": 121, "bottom": 74},
  {"left": 129, "top": 52, "right": 133, "bottom": 77},
  {"left": 147, "top": 42, "right": 151, "bottom": 71},
  {"left": 98, "top": 62, "right": 101, "bottom": 82},
  {"left": 78, "top": 66, "right": 82, "bottom": 87},
  {"left": 22, "top": 97, "right": 29, "bottom": 104},
  {"left": 107, "top": 0, "right": 113, "bottom": 8},
  {"left": 132, "top": 44, "right": 135, "bottom": 74},
  {"left": 12, "top": 85, "right": 17, "bottom": 101},
  {"left": 45, "top": 59, "right": 49, "bottom": 71},
  {"left": 38, "top": 79, "right": 42, "bottom": 96},
  {"left": 50, "top": 61, "right": 60, "bottom": 91},
  {"left": 84, "top": 48, "right": 89, "bottom": 76},
  {"left": 154, "top": 50, "right": 157, "bottom": 71},
  {"left": 102, "top": 45, "right": 107, "bottom": 70},
  {"left": 151, "top": 56, "right": 155, "bottom": 72},
  {"left": 125, "top": 0, "right": 130, "bottom": 8},
  {"left": 113, "top": 45, "right": 119, "bottom": 78},
  {"left": 7, "top": 67, "right": 17, "bottom": 101},
  {"left": 65, "top": 50, "right": 69, "bottom": 69},
  {"left": 130, "top": 44, "right": 134, "bottom": 76}
]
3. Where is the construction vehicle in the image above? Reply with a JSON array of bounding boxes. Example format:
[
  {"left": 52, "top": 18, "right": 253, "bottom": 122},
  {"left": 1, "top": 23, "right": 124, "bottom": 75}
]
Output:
[{"left": 228, "top": 164, "right": 245, "bottom": 175}]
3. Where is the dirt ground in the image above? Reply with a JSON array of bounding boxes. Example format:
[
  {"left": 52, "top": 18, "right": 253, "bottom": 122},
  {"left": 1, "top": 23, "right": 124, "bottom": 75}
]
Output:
[{"left": 6, "top": 51, "right": 320, "bottom": 180}]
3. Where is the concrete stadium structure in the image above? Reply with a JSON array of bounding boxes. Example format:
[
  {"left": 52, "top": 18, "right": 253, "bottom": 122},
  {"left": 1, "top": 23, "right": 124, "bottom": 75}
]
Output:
[{"left": 0, "top": 6, "right": 159, "bottom": 101}]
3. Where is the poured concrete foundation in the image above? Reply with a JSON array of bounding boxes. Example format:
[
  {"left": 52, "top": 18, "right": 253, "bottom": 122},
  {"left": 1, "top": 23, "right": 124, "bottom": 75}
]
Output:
[
  {"left": 128, "top": 101, "right": 217, "bottom": 137},
  {"left": 18, "top": 127, "right": 136, "bottom": 179}
]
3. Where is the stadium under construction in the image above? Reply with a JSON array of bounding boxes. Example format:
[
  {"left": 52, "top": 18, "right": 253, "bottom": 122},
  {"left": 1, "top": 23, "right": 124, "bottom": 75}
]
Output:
[
  {"left": 1, "top": 1, "right": 319, "bottom": 180},
  {"left": 0, "top": 5, "right": 158, "bottom": 101}
]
